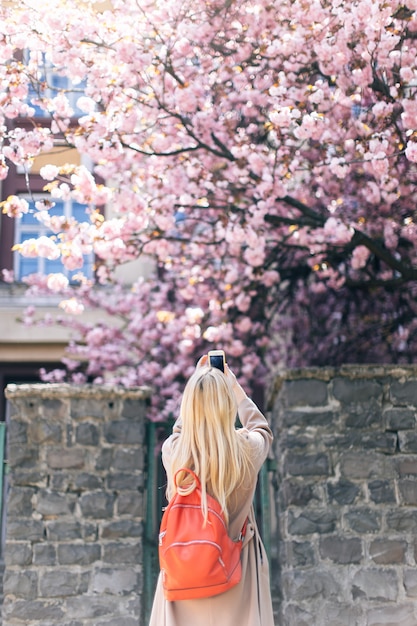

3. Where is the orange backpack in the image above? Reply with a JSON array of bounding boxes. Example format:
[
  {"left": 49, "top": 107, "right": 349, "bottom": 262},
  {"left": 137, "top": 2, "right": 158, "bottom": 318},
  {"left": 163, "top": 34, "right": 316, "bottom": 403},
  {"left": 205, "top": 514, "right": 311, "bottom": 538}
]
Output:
[{"left": 158, "top": 468, "right": 247, "bottom": 601}]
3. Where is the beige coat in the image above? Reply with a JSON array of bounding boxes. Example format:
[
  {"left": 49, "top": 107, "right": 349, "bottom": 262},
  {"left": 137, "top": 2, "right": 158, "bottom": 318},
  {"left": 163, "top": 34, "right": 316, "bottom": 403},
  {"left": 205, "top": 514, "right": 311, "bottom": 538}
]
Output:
[{"left": 149, "top": 397, "right": 275, "bottom": 626}]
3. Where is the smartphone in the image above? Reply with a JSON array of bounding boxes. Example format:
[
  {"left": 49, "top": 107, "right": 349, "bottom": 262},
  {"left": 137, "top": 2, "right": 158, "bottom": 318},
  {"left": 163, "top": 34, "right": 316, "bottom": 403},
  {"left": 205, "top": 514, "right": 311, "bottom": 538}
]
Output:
[{"left": 208, "top": 350, "right": 226, "bottom": 372}]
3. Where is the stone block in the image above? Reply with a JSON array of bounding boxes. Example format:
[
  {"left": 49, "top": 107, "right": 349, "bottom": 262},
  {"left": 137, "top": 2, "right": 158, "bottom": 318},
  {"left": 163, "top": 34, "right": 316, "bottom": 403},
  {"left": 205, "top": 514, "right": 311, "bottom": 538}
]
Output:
[
  {"left": 2, "top": 598, "right": 65, "bottom": 621},
  {"left": 8, "top": 420, "right": 27, "bottom": 444},
  {"left": 100, "top": 520, "right": 143, "bottom": 539},
  {"left": 95, "top": 619, "right": 140, "bottom": 626},
  {"left": 4, "top": 541, "right": 32, "bottom": 566},
  {"left": 281, "top": 604, "right": 314, "bottom": 626},
  {"left": 344, "top": 508, "right": 381, "bottom": 533},
  {"left": 398, "top": 478, "right": 417, "bottom": 505},
  {"left": 327, "top": 480, "right": 360, "bottom": 505},
  {"left": 117, "top": 491, "right": 143, "bottom": 516},
  {"left": 14, "top": 397, "right": 41, "bottom": 420},
  {"left": 390, "top": 380, "right": 417, "bottom": 406},
  {"left": 39, "top": 570, "right": 86, "bottom": 597},
  {"left": 6, "top": 519, "right": 44, "bottom": 542},
  {"left": 28, "top": 419, "right": 62, "bottom": 444},
  {"left": 73, "top": 472, "right": 104, "bottom": 491},
  {"left": 285, "top": 452, "right": 330, "bottom": 477},
  {"left": 322, "top": 603, "right": 363, "bottom": 626},
  {"left": 46, "top": 448, "right": 85, "bottom": 470},
  {"left": 288, "top": 509, "right": 338, "bottom": 535},
  {"left": 369, "top": 539, "right": 407, "bottom": 565},
  {"left": 33, "top": 543, "right": 56, "bottom": 565},
  {"left": 113, "top": 447, "right": 143, "bottom": 471},
  {"left": 95, "top": 448, "right": 113, "bottom": 470},
  {"left": 279, "top": 480, "right": 319, "bottom": 508},
  {"left": 319, "top": 536, "right": 363, "bottom": 564},
  {"left": 79, "top": 492, "right": 115, "bottom": 518},
  {"left": 46, "top": 520, "right": 83, "bottom": 541},
  {"left": 91, "top": 567, "right": 139, "bottom": 595},
  {"left": 96, "top": 615, "right": 138, "bottom": 626},
  {"left": 3, "top": 569, "right": 38, "bottom": 598},
  {"left": 340, "top": 451, "right": 395, "bottom": 480},
  {"left": 360, "top": 432, "right": 397, "bottom": 454},
  {"left": 344, "top": 400, "right": 383, "bottom": 429},
  {"left": 42, "top": 398, "right": 69, "bottom": 420},
  {"left": 384, "top": 408, "right": 416, "bottom": 430},
  {"left": 397, "top": 457, "right": 417, "bottom": 476},
  {"left": 282, "top": 409, "right": 335, "bottom": 428},
  {"left": 82, "top": 521, "right": 99, "bottom": 541},
  {"left": 282, "top": 569, "right": 341, "bottom": 601},
  {"left": 65, "top": 595, "right": 120, "bottom": 619},
  {"left": 36, "top": 490, "right": 76, "bottom": 516},
  {"left": 103, "top": 421, "right": 143, "bottom": 444},
  {"left": 403, "top": 569, "right": 417, "bottom": 597},
  {"left": 8, "top": 444, "right": 38, "bottom": 469},
  {"left": 332, "top": 378, "right": 382, "bottom": 404},
  {"left": 368, "top": 480, "right": 397, "bottom": 504},
  {"left": 282, "top": 379, "right": 328, "bottom": 408},
  {"left": 58, "top": 543, "right": 101, "bottom": 565},
  {"left": 7, "top": 486, "right": 35, "bottom": 517},
  {"left": 106, "top": 472, "right": 144, "bottom": 490},
  {"left": 102, "top": 541, "right": 142, "bottom": 564},
  {"left": 122, "top": 398, "right": 147, "bottom": 421},
  {"left": 10, "top": 470, "right": 48, "bottom": 488},
  {"left": 70, "top": 397, "right": 106, "bottom": 419},
  {"left": 75, "top": 421, "right": 100, "bottom": 446},
  {"left": 283, "top": 540, "right": 316, "bottom": 568},
  {"left": 398, "top": 431, "right": 417, "bottom": 454},
  {"left": 386, "top": 509, "right": 417, "bottom": 532},
  {"left": 367, "top": 603, "right": 417, "bottom": 625},
  {"left": 351, "top": 569, "right": 398, "bottom": 602},
  {"left": 103, "top": 397, "right": 123, "bottom": 419}
]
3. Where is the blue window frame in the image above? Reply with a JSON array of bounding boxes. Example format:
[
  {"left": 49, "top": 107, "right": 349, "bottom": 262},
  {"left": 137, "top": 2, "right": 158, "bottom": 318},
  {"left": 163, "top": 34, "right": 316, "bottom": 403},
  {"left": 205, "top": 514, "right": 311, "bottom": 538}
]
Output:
[
  {"left": 14, "top": 197, "right": 94, "bottom": 282},
  {"left": 25, "top": 51, "right": 87, "bottom": 118}
]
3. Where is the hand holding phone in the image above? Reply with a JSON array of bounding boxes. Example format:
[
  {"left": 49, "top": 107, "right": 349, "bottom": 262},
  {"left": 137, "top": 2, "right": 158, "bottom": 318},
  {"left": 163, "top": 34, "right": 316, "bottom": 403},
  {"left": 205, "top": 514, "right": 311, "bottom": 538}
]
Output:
[{"left": 207, "top": 350, "right": 226, "bottom": 373}]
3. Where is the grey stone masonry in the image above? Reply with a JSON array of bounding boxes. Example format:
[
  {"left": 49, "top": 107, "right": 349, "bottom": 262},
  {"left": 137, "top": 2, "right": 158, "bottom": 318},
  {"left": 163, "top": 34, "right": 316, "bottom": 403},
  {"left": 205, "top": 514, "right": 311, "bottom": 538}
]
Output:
[
  {"left": 3, "top": 383, "right": 150, "bottom": 626},
  {"left": 269, "top": 365, "right": 417, "bottom": 626}
]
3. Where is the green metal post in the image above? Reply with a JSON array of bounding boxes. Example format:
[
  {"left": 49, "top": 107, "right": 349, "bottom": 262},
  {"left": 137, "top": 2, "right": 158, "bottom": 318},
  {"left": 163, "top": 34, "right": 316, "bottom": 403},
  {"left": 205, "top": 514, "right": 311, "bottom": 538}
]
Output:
[
  {"left": 143, "top": 420, "right": 157, "bottom": 625},
  {"left": 259, "top": 461, "right": 271, "bottom": 560},
  {"left": 0, "top": 422, "right": 6, "bottom": 526}
]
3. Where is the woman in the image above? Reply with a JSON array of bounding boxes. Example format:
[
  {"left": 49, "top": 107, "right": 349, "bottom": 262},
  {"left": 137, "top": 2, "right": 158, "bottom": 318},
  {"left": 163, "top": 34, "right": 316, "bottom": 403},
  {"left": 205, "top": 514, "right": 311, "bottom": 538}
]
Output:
[{"left": 149, "top": 355, "right": 275, "bottom": 626}]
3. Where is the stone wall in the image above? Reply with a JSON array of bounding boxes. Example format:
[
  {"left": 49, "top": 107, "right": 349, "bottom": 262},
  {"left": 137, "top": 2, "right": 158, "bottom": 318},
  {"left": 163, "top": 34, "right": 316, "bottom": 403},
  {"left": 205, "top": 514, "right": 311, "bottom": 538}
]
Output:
[
  {"left": 3, "top": 383, "right": 150, "bottom": 626},
  {"left": 269, "top": 365, "right": 417, "bottom": 626}
]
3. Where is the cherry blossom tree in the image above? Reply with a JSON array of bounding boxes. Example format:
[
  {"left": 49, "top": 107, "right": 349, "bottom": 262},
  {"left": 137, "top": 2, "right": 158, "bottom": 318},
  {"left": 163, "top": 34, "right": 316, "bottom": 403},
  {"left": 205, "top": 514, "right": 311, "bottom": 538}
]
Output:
[{"left": 1, "top": 0, "right": 417, "bottom": 416}]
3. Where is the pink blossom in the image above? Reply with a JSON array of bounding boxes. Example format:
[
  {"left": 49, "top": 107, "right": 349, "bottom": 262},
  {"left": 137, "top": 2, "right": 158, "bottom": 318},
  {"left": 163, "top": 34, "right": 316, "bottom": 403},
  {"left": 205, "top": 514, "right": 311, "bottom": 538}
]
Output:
[
  {"left": 59, "top": 298, "right": 85, "bottom": 315},
  {"left": 235, "top": 317, "right": 252, "bottom": 333},
  {"left": 76, "top": 96, "right": 96, "bottom": 113},
  {"left": 1, "top": 269, "right": 14, "bottom": 283},
  {"left": 1, "top": 195, "right": 29, "bottom": 218},
  {"left": 244, "top": 246, "right": 265, "bottom": 267},
  {"left": 323, "top": 218, "right": 353, "bottom": 245},
  {"left": 0, "top": 156, "right": 9, "bottom": 181},
  {"left": 46, "top": 273, "right": 69, "bottom": 292},
  {"left": 351, "top": 245, "right": 370, "bottom": 270},
  {"left": 37, "top": 236, "right": 61, "bottom": 260},
  {"left": 61, "top": 244, "right": 84, "bottom": 270},
  {"left": 405, "top": 142, "right": 417, "bottom": 163},
  {"left": 40, "top": 164, "right": 59, "bottom": 180}
]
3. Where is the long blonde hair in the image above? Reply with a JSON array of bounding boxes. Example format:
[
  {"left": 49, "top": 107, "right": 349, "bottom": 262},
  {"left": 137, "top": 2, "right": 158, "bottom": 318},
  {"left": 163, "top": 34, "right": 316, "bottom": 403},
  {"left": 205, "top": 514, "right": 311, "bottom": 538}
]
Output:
[{"left": 167, "top": 365, "right": 252, "bottom": 525}]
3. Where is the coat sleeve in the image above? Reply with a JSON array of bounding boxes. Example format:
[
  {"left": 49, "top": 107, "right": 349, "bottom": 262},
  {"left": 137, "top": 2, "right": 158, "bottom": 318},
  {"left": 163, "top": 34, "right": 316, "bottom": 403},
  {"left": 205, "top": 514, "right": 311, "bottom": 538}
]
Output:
[{"left": 237, "top": 397, "right": 273, "bottom": 470}]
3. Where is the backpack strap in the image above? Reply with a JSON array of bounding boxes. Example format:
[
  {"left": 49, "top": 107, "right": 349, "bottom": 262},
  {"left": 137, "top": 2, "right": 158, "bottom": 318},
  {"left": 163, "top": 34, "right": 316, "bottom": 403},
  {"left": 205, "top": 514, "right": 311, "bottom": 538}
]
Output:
[{"left": 174, "top": 467, "right": 200, "bottom": 494}]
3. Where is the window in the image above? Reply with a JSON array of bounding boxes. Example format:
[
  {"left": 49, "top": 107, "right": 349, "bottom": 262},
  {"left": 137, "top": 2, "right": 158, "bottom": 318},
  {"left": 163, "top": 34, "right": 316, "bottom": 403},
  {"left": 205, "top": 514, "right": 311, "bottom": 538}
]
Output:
[
  {"left": 14, "top": 196, "right": 94, "bottom": 282},
  {"left": 25, "top": 51, "right": 87, "bottom": 118}
]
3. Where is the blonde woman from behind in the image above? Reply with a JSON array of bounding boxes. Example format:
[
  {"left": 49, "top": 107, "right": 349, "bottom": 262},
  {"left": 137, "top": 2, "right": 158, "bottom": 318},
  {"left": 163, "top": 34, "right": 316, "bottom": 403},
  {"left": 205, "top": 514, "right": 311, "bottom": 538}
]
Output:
[{"left": 149, "top": 354, "right": 275, "bottom": 626}]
